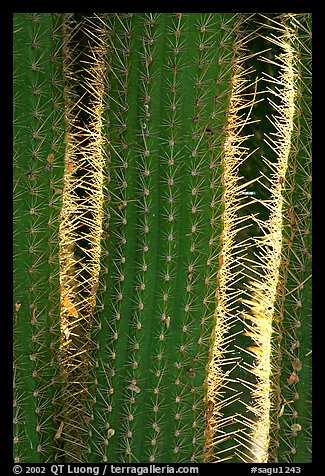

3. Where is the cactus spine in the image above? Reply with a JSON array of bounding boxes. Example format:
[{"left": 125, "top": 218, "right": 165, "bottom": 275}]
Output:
[{"left": 13, "top": 12, "right": 311, "bottom": 463}]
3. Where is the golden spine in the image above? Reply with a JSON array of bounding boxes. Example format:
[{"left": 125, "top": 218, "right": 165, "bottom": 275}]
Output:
[{"left": 58, "top": 14, "right": 107, "bottom": 461}]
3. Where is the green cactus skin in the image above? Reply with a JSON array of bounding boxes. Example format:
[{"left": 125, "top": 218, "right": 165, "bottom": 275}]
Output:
[
  {"left": 13, "top": 13, "right": 65, "bottom": 463},
  {"left": 88, "top": 13, "right": 236, "bottom": 463},
  {"left": 13, "top": 12, "right": 311, "bottom": 464}
]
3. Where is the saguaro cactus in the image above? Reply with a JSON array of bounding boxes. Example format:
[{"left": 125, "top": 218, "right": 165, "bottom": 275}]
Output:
[{"left": 13, "top": 12, "right": 311, "bottom": 463}]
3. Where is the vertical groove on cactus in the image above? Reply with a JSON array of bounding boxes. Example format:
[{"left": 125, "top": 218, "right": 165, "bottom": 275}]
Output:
[
  {"left": 269, "top": 13, "right": 312, "bottom": 463},
  {"left": 204, "top": 13, "right": 296, "bottom": 462},
  {"left": 57, "top": 13, "right": 107, "bottom": 462},
  {"left": 204, "top": 15, "right": 259, "bottom": 461},
  {"left": 242, "top": 15, "right": 296, "bottom": 462}
]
